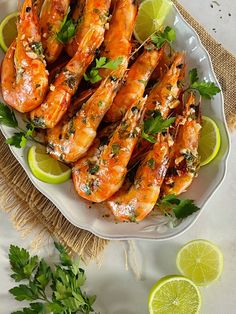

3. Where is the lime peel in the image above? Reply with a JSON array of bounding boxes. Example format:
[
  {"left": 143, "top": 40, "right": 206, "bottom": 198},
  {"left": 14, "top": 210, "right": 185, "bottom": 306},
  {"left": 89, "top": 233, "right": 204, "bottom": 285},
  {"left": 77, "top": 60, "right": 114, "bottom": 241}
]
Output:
[
  {"left": 199, "top": 116, "right": 221, "bottom": 167},
  {"left": 134, "top": 0, "right": 173, "bottom": 43},
  {"left": 28, "top": 145, "right": 71, "bottom": 184},
  {"left": 0, "top": 12, "right": 18, "bottom": 52}
]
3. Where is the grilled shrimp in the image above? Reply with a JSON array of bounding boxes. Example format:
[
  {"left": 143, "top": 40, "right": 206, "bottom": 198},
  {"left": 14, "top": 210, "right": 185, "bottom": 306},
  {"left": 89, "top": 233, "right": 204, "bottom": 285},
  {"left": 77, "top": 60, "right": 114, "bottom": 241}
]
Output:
[
  {"left": 72, "top": 98, "right": 146, "bottom": 202},
  {"left": 131, "top": 52, "right": 186, "bottom": 163},
  {"left": 145, "top": 52, "right": 186, "bottom": 117},
  {"left": 1, "top": 0, "right": 48, "bottom": 113},
  {"left": 107, "top": 134, "right": 171, "bottom": 222},
  {"left": 105, "top": 47, "right": 164, "bottom": 122},
  {"left": 46, "top": 0, "right": 137, "bottom": 163},
  {"left": 30, "top": 0, "right": 111, "bottom": 128},
  {"left": 40, "top": 0, "right": 70, "bottom": 63},
  {"left": 161, "top": 92, "right": 201, "bottom": 196}
]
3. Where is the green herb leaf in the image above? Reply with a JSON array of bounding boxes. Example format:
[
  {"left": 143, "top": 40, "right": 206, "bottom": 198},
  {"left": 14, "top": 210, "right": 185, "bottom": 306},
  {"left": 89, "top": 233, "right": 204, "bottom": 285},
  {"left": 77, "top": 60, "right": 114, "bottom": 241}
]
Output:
[
  {"left": 111, "top": 143, "right": 120, "bottom": 155},
  {"left": 189, "top": 68, "right": 199, "bottom": 85},
  {"left": 9, "top": 243, "right": 95, "bottom": 313},
  {"left": 84, "top": 57, "right": 123, "bottom": 84},
  {"left": 188, "top": 68, "right": 221, "bottom": 99},
  {"left": 142, "top": 111, "right": 175, "bottom": 143},
  {"left": 0, "top": 102, "right": 18, "bottom": 127},
  {"left": 9, "top": 284, "right": 39, "bottom": 301},
  {"left": 151, "top": 26, "right": 176, "bottom": 49},
  {"left": 6, "top": 132, "right": 27, "bottom": 148},
  {"left": 35, "top": 259, "right": 52, "bottom": 289},
  {"left": 31, "top": 42, "right": 43, "bottom": 56},
  {"left": 157, "top": 195, "right": 200, "bottom": 219},
  {"left": 56, "top": 8, "right": 76, "bottom": 44},
  {"left": 191, "top": 81, "right": 221, "bottom": 99}
]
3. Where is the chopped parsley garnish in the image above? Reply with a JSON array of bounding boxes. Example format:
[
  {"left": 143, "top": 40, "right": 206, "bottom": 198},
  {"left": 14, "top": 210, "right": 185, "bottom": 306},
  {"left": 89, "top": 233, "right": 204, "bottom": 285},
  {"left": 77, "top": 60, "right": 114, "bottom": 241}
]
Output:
[
  {"left": 187, "top": 68, "right": 221, "bottom": 99},
  {"left": 147, "top": 158, "right": 155, "bottom": 169},
  {"left": 151, "top": 26, "right": 176, "bottom": 49},
  {"left": 31, "top": 42, "right": 43, "bottom": 56},
  {"left": 84, "top": 57, "right": 123, "bottom": 84},
  {"left": 88, "top": 164, "right": 100, "bottom": 175},
  {"left": 142, "top": 111, "right": 175, "bottom": 143},
  {"left": 111, "top": 143, "right": 120, "bottom": 156}
]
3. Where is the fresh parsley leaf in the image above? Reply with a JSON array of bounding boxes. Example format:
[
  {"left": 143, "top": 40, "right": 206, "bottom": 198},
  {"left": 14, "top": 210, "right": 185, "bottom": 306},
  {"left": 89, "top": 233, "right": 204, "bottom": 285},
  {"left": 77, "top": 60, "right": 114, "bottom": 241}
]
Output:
[
  {"left": 12, "top": 302, "right": 46, "bottom": 314},
  {"left": 188, "top": 68, "right": 221, "bottom": 99},
  {"left": 8, "top": 242, "right": 96, "bottom": 314},
  {"left": 9, "top": 284, "right": 39, "bottom": 301},
  {"left": 101, "top": 56, "right": 123, "bottom": 70},
  {"left": 142, "top": 111, "right": 175, "bottom": 143},
  {"left": 6, "top": 133, "right": 27, "bottom": 148},
  {"left": 56, "top": 9, "right": 76, "bottom": 44},
  {"left": 0, "top": 102, "right": 18, "bottom": 127},
  {"left": 35, "top": 259, "right": 52, "bottom": 289},
  {"left": 189, "top": 68, "right": 199, "bottom": 85},
  {"left": 157, "top": 195, "right": 200, "bottom": 219},
  {"left": 151, "top": 26, "right": 176, "bottom": 49},
  {"left": 173, "top": 198, "right": 200, "bottom": 219},
  {"left": 84, "top": 57, "right": 123, "bottom": 84},
  {"left": 191, "top": 81, "right": 221, "bottom": 99}
]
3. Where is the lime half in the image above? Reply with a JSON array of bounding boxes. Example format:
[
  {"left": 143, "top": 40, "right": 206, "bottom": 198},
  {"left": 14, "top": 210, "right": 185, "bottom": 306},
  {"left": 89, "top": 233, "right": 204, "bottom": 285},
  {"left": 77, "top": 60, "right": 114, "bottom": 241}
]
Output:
[
  {"left": 0, "top": 12, "right": 18, "bottom": 52},
  {"left": 176, "top": 239, "right": 224, "bottom": 286},
  {"left": 134, "top": 0, "right": 172, "bottom": 43},
  {"left": 28, "top": 145, "right": 71, "bottom": 184},
  {"left": 199, "top": 116, "right": 221, "bottom": 166},
  {"left": 148, "top": 275, "right": 201, "bottom": 314}
]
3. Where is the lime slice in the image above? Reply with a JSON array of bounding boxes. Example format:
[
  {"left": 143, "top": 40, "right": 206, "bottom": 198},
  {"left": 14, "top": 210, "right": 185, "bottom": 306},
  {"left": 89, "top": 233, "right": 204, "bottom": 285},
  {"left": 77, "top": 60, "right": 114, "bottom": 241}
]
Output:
[
  {"left": 199, "top": 116, "right": 221, "bottom": 166},
  {"left": 148, "top": 275, "right": 201, "bottom": 314},
  {"left": 0, "top": 12, "right": 18, "bottom": 52},
  {"left": 134, "top": 0, "right": 172, "bottom": 43},
  {"left": 176, "top": 239, "right": 224, "bottom": 286},
  {"left": 28, "top": 145, "right": 71, "bottom": 184}
]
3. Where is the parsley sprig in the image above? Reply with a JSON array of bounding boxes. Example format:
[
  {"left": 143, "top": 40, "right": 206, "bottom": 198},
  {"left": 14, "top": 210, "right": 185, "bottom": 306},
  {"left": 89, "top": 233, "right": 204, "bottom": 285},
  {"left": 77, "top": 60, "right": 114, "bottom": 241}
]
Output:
[
  {"left": 187, "top": 68, "right": 221, "bottom": 99},
  {"left": 157, "top": 194, "right": 200, "bottom": 220},
  {"left": 151, "top": 26, "right": 176, "bottom": 49},
  {"left": 9, "top": 242, "right": 96, "bottom": 314},
  {"left": 56, "top": 8, "right": 77, "bottom": 44},
  {"left": 0, "top": 102, "right": 41, "bottom": 148},
  {"left": 142, "top": 111, "right": 175, "bottom": 143},
  {"left": 84, "top": 57, "right": 123, "bottom": 84}
]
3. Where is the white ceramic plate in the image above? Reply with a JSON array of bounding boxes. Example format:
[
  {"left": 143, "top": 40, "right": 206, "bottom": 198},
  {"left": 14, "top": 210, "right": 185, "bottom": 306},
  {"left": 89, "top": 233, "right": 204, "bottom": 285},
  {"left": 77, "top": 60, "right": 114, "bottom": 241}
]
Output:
[{"left": 0, "top": 1, "right": 230, "bottom": 240}]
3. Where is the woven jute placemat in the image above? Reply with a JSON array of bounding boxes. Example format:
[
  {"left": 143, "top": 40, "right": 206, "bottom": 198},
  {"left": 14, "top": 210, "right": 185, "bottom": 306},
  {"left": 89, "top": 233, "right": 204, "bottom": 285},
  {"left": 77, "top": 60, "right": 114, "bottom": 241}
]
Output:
[{"left": 1, "top": 1, "right": 235, "bottom": 261}]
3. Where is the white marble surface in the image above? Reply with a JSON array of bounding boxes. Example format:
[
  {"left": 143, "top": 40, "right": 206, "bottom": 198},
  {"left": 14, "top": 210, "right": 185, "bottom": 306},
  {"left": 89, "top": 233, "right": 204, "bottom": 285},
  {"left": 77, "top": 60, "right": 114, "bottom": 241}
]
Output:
[{"left": 1, "top": 0, "right": 236, "bottom": 313}]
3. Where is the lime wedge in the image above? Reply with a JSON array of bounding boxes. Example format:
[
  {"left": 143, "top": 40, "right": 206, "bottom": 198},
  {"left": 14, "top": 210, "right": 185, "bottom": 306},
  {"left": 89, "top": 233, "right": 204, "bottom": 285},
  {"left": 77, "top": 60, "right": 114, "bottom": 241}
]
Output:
[
  {"left": 0, "top": 12, "right": 18, "bottom": 52},
  {"left": 148, "top": 275, "right": 201, "bottom": 314},
  {"left": 198, "top": 116, "right": 221, "bottom": 166},
  {"left": 134, "top": 0, "right": 172, "bottom": 43},
  {"left": 176, "top": 239, "right": 224, "bottom": 286},
  {"left": 28, "top": 145, "right": 71, "bottom": 184}
]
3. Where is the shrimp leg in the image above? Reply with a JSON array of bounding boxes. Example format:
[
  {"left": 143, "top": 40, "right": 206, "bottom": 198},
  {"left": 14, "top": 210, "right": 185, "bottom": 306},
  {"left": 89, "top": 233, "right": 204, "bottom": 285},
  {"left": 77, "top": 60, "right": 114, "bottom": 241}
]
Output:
[
  {"left": 46, "top": 0, "right": 137, "bottom": 162},
  {"left": 161, "top": 92, "right": 202, "bottom": 196},
  {"left": 1, "top": 0, "right": 48, "bottom": 113},
  {"left": 72, "top": 97, "right": 146, "bottom": 202},
  {"left": 30, "top": 0, "right": 111, "bottom": 128},
  {"left": 107, "top": 134, "right": 171, "bottom": 222}
]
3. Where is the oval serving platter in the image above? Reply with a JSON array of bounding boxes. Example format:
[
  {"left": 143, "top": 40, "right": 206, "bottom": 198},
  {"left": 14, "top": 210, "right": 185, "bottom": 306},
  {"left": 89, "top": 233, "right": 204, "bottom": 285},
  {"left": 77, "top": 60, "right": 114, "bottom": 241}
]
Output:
[{"left": 0, "top": 1, "right": 230, "bottom": 240}]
